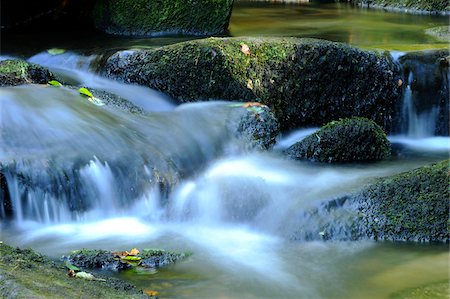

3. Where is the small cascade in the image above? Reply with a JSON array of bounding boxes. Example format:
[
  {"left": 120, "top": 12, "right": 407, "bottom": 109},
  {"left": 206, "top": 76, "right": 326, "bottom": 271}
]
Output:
[
  {"left": 397, "top": 50, "right": 449, "bottom": 137},
  {"left": 401, "top": 72, "right": 440, "bottom": 138}
]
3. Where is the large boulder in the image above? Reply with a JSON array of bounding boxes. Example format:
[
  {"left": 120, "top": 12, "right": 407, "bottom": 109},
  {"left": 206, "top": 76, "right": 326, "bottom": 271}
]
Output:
[
  {"left": 292, "top": 160, "right": 449, "bottom": 242},
  {"left": 0, "top": 59, "right": 55, "bottom": 87},
  {"left": 102, "top": 37, "right": 401, "bottom": 132},
  {"left": 93, "top": 0, "right": 235, "bottom": 36},
  {"left": 355, "top": 160, "right": 449, "bottom": 242},
  {"left": 286, "top": 117, "right": 391, "bottom": 163}
]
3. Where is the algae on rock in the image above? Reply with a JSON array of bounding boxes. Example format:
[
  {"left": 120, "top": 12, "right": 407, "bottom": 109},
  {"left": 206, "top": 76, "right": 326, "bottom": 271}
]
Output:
[{"left": 102, "top": 37, "right": 401, "bottom": 132}]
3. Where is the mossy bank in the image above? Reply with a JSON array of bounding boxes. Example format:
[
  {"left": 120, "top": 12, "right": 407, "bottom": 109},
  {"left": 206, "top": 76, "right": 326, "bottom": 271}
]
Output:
[
  {"left": 342, "top": 0, "right": 450, "bottom": 15},
  {"left": 93, "top": 0, "right": 235, "bottom": 36},
  {"left": 102, "top": 37, "right": 401, "bottom": 132},
  {"left": 0, "top": 243, "right": 147, "bottom": 298}
]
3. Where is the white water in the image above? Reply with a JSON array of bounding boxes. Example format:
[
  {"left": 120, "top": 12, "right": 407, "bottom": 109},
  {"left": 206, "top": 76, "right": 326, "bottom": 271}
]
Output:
[{"left": 0, "top": 51, "right": 448, "bottom": 299}]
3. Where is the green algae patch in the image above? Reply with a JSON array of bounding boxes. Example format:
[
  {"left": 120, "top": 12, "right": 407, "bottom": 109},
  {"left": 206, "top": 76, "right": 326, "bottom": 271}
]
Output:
[
  {"left": 286, "top": 117, "right": 391, "bottom": 163},
  {"left": 356, "top": 160, "right": 450, "bottom": 242},
  {"left": 93, "top": 0, "right": 234, "bottom": 36},
  {"left": 0, "top": 243, "right": 146, "bottom": 299},
  {"left": 103, "top": 37, "right": 400, "bottom": 132},
  {"left": 0, "top": 59, "right": 55, "bottom": 87},
  {"left": 390, "top": 281, "right": 450, "bottom": 299}
]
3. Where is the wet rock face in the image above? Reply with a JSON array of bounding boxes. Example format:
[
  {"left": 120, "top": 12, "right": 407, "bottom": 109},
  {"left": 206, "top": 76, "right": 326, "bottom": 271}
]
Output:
[
  {"left": 93, "top": 0, "right": 235, "bottom": 36},
  {"left": 0, "top": 59, "right": 55, "bottom": 86},
  {"left": 399, "top": 49, "right": 449, "bottom": 136},
  {"left": 286, "top": 117, "right": 391, "bottom": 163},
  {"left": 102, "top": 37, "right": 401, "bottom": 132}
]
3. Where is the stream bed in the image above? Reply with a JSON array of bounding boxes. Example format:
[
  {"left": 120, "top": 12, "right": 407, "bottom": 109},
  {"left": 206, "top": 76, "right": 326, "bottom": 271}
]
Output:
[{"left": 0, "top": 1, "right": 449, "bottom": 299}]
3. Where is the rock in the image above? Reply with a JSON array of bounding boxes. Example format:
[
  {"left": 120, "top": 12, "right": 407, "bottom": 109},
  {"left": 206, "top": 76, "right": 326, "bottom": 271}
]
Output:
[
  {"left": 93, "top": 0, "right": 235, "bottom": 36},
  {"left": 227, "top": 103, "right": 280, "bottom": 150},
  {"left": 64, "top": 248, "right": 188, "bottom": 271},
  {"left": 354, "top": 160, "right": 449, "bottom": 242},
  {"left": 425, "top": 26, "right": 450, "bottom": 42},
  {"left": 341, "top": 0, "right": 450, "bottom": 15},
  {"left": 398, "top": 49, "right": 449, "bottom": 135},
  {"left": 286, "top": 117, "right": 391, "bottom": 163},
  {"left": 0, "top": 243, "right": 145, "bottom": 298},
  {"left": 0, "top": 59, "right": 55, "bottom": 87},
  {"left": 101, "top": 37, "right": 401, "bottom": 132}
]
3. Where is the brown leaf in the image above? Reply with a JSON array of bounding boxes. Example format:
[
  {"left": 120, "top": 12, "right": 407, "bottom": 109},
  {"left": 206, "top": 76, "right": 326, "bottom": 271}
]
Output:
[
  {"left": 240, "top": 44, "right": 251, "bottom": 55},
  {"left": 67, "top": 269, "right": 76, "bottom": 277},
  {"left": 247, "top": 79, "right": 253, "bottom": 90},
  {"left": 127, "top": 248, "right": 140, "bottom": 256},
  {"left": 242, "top": 102, "right": 267, "bottom": 108},
  {"left": 144, "top": 290, "right": 159, "bottom": 297},
  {"left": 397, "top": 79, "right": 403, "bottom": 87}
]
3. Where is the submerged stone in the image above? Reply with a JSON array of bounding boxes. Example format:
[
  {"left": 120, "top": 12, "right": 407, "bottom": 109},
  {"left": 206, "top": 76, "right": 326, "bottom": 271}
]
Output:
[
  {"left": 102, "top": 37, "right": 401, "bottom": 132},
  {"left": 93, "top": 0, "right": 235, "bottom": 36},
  {"left": 0, "top": 59, "right": 55, "bottom": 87},
  {"left": 286, "top": 117, "right": 391, "bottom": 163}
]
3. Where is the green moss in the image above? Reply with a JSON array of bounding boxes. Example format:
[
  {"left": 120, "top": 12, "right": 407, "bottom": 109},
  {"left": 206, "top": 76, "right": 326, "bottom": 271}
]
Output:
[
  {"left": 356, "top": 160, "right": 449, "bottom": 242},
  {"left": 390, "top": 281, "right": 449, "bottom": 299},
  {"left": 345, "top": 0, "right": 449, "bottom": 12},
  {"left": 0, "top": 59, "right": 55, "bottom": 87},
  {"left": 104, "top": 37, "right": 400, "bottom": 132},
  {"left": 286, "top": 117, "right": 391, "bottom": 163},
  {"left": 0, "top": 243, "right": 145, "bottom": 298},
  {"left": 93, "top": 0, "right": 235, "bottom": 36}
]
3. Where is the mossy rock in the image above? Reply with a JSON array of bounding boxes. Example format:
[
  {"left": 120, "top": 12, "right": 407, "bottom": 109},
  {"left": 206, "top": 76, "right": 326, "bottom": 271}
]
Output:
[
  {"left": 93, "top": 0, "right": 235, "bottom": 36},
  {"left": 0, "top": 59, "right": 55, "bottom": 87},
  {"left": 390, "top": 281, "right": 449, "bottom": 299},
  {"left": 344, "top": 0, "right": 450, "bottom": 13},
  {"left": 355, "top": 160, "right": 449, "bottom": 242},
  {"left": 0, "top": 243, "right": 146, "bottom": 298},
  {"left": 102, "top": 37, "right": 401, "bottom": 132},
  {"left": 286, "top": 117, "right": 391, "bottom": 163}
]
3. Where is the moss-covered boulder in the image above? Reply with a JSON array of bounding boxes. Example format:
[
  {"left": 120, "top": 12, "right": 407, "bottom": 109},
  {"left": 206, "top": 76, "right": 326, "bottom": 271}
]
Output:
[
  {"left": 93, "top": 0, "right": 235, "bottom": 36},
  {"left": 102, "top": 37, "right": 401, "bottom": 132},
  {"left": 286, "top": 117, "right": 391, "bottom": 163},
  {"left": 0, "top": 243, "right": 146, "bottom": 298},
  {"left": 355, "top": 160, "right": 449, "bottom": 242},
  {"left": 0, "top": 59, "right": 55, "bottom": 87}
]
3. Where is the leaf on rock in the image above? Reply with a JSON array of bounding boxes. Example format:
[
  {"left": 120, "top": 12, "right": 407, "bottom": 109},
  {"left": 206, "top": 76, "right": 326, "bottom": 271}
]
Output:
[
  {"left": 242, "top": 102, "right": 267, "bottom": 108},
  {"left": 127, "top": 248, "right": 140, "bottom": 256},
  {"left": 144, "top": 290, "right": 159, "bottom": 297},
  {"left": 122, "top": 256, "right": 142, "bottom": 261},
  {"left": 78, "top": 87, "right": 94, "bottom": 98},
  {"left": 240, "top": 43, "right": 251, "bottom": 55},
  {"left": 48, "top": 80, "right": 62, "bottom": 87},
  {"left": 65, "top": 261, "right": 81, "bottom": 271},
  {"left": 47, "top": 48, "right": 66, "bottom": 55},
  {"left": 67, "top": 269, "right": 76, "bottom": 277}
]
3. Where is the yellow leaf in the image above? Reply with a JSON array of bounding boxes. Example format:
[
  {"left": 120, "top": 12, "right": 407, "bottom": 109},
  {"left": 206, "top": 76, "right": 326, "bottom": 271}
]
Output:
[
  {"left": 127, "top": 248, "right": 140, "bottom": 256},
  {"left": 247, "top": 79, "right": 253, "bottom": 90},
  {"left": 78, "top": 87, "right": 93, "bottom": 98},
  {"left": 242, "top": 102, "right": 267, "bottom": 108},
  {"left": 240, "top": 43, "right": 251, "bottom": 55},
  {"left": 144, "top": 290, "right": 159, "bottom": 296}
]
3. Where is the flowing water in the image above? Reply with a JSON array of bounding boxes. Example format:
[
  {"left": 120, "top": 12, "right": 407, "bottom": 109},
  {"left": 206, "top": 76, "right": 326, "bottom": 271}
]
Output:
[{"left": 1, "top": 2, "right": 449, "bottom": 299}]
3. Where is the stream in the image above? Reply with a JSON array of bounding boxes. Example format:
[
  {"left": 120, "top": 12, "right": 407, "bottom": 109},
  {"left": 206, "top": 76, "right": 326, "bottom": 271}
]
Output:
[{"left": 0, "top": 1, "right": 449, "bottom": 299}]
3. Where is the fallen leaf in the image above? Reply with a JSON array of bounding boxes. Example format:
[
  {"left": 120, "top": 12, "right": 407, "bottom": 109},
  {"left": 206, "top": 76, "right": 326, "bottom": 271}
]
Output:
[
  {"left": 122, "top": 256, "right": 142, "bottom": 261},
  {"left": 242, "top": 102, "right": 267, "bottom": 108},
  {"left": 127, "top": 248, "right": 140, "bottom": 256},
  {"left": 65, "top": 261, "right": 81, "bottom": 271},
  {"left": 144, "top": 290, "right": 159, "bottom": 296},
  {"left": 48, "top": 80, "right": 62, "bottom": 87},
  {"left": 113, "top": 251, "right": 129, "bottom": 258},
  {"left": 240, "top": 43, "right": 251, "bottom": 55},
  {"left": 78, "top": 87, "right": 93, "bottom": 98},
  {"left": 76, "top": 271, "right": 95, "bottom": 280},
  {"left": 47, "top": 48, "right": 66, "bottom": 55},
  {"left": 247, "top": 79, "right": 253, "bottom": 90},
  {"left": 67, "top": 269, "right": 76, "bottom": 277},
  {"left": 397, "top": 79, "right": 403, "bottom": 87}
]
